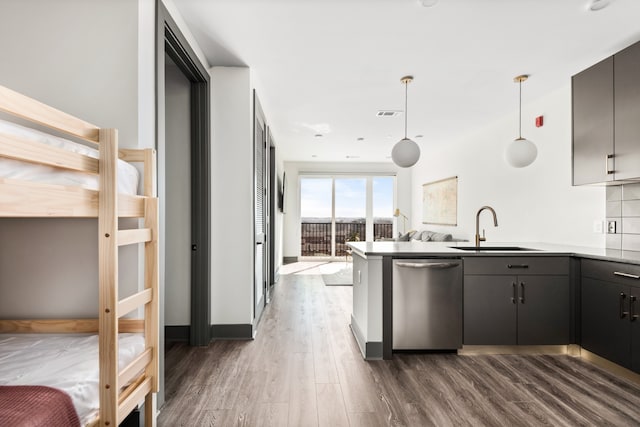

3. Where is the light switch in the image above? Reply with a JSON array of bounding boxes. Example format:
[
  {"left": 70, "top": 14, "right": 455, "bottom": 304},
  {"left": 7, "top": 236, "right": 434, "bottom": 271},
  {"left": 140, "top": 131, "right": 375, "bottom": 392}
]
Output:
[{"left": 607, "top": 220, "right": 617, "bottom": 234}]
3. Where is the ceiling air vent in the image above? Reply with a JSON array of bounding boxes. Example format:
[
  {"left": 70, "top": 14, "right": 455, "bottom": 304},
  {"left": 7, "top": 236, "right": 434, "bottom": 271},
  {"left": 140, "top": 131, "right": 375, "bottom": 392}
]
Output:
[{"left": 376, "top": 110, "right": 402, "bottom": 117}]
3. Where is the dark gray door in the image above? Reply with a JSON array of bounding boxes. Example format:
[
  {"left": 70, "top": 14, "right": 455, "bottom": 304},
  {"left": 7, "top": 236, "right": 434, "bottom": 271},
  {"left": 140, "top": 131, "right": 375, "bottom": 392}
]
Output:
[
  {"left": 581, "top": 277, "right": 630, "bottom": 368},
  {"left": 464, "top": 275, "right": 517, "bottom": 345},
  {"left": 268, "top": 142, "right": 276, "bottom": 297},
  {"left": 517, "top": 275, "right": 570, "bottom": 345},
  {"left": 254, "top": 93, "right": 267, "bottom": 321},
  {"left": 572, "top": 56, "right": 614, "bottom": 185},
  {"left": 614, "top": 41, "right": 640, "bottom": 181}
]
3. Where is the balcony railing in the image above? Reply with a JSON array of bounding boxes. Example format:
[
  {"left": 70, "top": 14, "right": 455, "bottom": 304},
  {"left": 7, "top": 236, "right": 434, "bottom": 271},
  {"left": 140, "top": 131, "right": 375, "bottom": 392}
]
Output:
[{"left": 301, "top": 221, "right": 393, "bottom": 256}]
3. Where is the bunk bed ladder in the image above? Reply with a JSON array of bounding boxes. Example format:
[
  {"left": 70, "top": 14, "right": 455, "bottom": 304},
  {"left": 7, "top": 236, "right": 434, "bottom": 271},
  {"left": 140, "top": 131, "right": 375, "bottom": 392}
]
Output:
[{"left": 100, "top": 133, "right": 159, "bottom": 427}]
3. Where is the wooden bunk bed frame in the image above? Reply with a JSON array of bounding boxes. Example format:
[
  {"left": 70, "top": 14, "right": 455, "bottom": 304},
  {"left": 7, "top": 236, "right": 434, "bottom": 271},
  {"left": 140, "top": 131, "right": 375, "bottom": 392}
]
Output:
[{"left": 0, "top": 85, "right": 159, "bottom": 427}]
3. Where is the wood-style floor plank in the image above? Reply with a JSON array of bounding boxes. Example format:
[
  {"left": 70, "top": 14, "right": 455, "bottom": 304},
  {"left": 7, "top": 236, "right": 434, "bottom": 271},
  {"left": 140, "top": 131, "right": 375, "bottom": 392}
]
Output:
[{"left": 160, "top": 262, "right": 640, "bottom": 427}]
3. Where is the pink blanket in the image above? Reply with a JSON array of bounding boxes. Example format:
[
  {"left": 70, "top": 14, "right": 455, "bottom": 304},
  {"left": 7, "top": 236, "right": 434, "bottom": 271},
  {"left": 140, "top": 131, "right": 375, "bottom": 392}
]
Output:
[{"left": 0, "top": 385, "right": 80, "bottom": 427}]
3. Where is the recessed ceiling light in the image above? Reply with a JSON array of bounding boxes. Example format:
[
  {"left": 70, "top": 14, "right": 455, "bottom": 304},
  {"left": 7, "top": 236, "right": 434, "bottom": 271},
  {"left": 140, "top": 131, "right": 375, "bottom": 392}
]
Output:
[
  {"left": 376, "top": 110, "right": 402, "bottom": 117},
  {"left": 346, "top": 155, "right": 360, "bottom": 159},
  {"left": 357, "top": 137, "right": 365, "bottom": 141},
  {"left": 415, "top": 135, "right": 424, "bottom": 138},
  {"left": 311, "top": 154, "right": 318, "bottom": 158},
  {"left": 419, "top": 0, "right": 438, "bottom": 7},
  {"left": 314, "top": 134, "right": 323, "bottom": 138},
  {"left": 588, "top": 0, "right": 611, "bottom": 11}
]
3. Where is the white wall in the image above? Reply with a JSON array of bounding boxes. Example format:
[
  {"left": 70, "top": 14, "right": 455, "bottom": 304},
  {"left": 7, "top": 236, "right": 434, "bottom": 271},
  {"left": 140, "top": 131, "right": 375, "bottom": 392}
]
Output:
[
  {"left": 210, "top": 67, "right": 254, "bottom": 326},
  {"left": 0, "top": 0, "right": 143, "bottom": 316},
  {"left": 410, "top": 85, "right": 605, "bottom": 247},
  {"left": 282, "top": 162, "right": 412, "bottom": 258},
  {"left": 164, "top": 58, "right": 192, "bottom": 326}
]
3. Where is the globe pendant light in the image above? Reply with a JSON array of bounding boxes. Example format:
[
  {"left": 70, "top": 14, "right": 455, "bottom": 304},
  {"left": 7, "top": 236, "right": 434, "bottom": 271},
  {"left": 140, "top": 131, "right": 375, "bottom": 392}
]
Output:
[
  {"left": 505, "top": 75, "right": 537, "bottom": 168},
  {"left": 392, "top": 76, "right": 420, "bottom": 168}
]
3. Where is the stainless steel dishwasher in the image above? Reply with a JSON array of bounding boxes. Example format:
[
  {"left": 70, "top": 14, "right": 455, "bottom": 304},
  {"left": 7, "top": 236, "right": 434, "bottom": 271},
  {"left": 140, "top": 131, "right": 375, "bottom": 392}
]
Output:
[{"left": 392, "top": 259, "right": 462, "bottom": 350}]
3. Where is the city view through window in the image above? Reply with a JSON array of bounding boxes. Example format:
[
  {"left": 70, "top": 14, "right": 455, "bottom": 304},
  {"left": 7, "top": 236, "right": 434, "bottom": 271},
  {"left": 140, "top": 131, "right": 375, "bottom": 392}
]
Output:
[{"left": 300, "top": 176, "right": 394, "bottom": 257}]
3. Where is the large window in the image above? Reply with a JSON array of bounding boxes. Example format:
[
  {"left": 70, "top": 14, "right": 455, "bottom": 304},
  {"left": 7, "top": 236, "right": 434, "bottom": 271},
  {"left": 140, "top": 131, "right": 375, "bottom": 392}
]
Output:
[{"left": 300, "top": 175, "right": 394, "bottom": 258}]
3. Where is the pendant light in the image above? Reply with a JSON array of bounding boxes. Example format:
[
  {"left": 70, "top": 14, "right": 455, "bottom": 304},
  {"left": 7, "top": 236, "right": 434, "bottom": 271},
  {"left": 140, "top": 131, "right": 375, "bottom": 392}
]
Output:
[
  {"left": 505, "top": 74, "right": 537, "bottom": 168},
  {"left": 391, "top": 76, "right": 420, "bottom": 168}
]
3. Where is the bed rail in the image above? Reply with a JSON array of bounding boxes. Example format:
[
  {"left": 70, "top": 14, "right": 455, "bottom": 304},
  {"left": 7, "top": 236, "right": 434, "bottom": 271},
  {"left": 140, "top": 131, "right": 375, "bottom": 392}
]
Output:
[{"left": 0, "top": 85, "right": 100, "bottom": 143}]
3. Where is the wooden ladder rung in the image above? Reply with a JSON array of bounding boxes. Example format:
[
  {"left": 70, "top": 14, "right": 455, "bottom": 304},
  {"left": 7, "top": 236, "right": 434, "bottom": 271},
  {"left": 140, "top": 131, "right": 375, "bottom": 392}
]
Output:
[
  {"left": 119, "top": 348, "right": 152, "bottom": 388},
  {"left": 118, "top": 228, "right": 152, "bottom": 246},
  {"left": 118, "top": 289, "right": 152, "bottom": 318},
  {"left": 118, "top": 376, "right": 151, "bottom": 424}
]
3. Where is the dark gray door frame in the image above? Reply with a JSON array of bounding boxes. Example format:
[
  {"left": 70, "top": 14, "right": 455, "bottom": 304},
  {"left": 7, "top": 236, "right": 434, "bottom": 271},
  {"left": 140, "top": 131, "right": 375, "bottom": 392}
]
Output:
[{"left": 157, "top": 1, "right": 211, "bottom": 346}]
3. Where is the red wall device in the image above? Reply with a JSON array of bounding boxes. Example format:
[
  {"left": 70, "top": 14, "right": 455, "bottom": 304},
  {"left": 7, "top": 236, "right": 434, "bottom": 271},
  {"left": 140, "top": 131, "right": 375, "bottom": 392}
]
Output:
[{"left": 535, "top": 116, "right": 544, "bottom": 127}]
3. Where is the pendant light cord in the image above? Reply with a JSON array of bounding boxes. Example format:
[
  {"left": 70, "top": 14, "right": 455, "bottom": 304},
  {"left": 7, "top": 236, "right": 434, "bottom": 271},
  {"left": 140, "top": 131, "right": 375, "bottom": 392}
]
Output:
[
  {"left": 518, "top": 79, "right": 522, "bottom": 139},
  {"left": 404, "top": 80, "right": 408, "bottom": 139}
]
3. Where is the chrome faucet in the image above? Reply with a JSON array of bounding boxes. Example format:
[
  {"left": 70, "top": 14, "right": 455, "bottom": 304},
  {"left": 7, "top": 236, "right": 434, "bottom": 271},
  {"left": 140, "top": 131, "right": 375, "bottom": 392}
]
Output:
[{"left": 475, "top": 206, "right": 498, "bottom": 247}]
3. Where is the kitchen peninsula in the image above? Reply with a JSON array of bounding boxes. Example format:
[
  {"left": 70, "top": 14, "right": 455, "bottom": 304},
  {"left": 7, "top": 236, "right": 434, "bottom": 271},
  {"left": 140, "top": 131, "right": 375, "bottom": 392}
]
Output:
[{"left": 347, "top": 240, "right": 640, "bottom": 372}]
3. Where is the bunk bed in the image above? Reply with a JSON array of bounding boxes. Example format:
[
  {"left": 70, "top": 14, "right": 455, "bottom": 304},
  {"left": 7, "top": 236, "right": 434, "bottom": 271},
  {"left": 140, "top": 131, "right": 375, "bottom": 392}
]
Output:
[{"left": 0, "top": 85, "right": 159, "bottom": 427}]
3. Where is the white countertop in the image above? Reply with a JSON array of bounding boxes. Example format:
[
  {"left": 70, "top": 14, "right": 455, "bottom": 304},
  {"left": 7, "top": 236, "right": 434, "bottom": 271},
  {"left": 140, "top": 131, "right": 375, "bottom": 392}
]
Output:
[{"left": 347, "top": 241, "right": 640, "bottom": 265}]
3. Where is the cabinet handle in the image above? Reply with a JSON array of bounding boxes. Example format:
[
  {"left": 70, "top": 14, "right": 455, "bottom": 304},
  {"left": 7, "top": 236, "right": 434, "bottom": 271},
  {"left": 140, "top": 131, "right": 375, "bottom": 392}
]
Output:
[
  {"left": 614, "top": 271, "right": 640, "bottom": 280},
  {"left": 620, "top": 293, "right": 629, "bottom": 319},
  {"left": 519, "top": 282, "right": 525, "bottom": 304},
  {"left": 395, "top": 262, "right": 458, "bottom": 269},
  {"left": 511, "top": 282, "right": 517, "bottom": 304},
  {"left": 605, "top": 153, "right": 614, "bottom": 175},
  {"left": 507, "top": 264, "right": 529, "bottom": 269},
  {"left": 631, "top": 296, "right": 638, "bottom": 322}
]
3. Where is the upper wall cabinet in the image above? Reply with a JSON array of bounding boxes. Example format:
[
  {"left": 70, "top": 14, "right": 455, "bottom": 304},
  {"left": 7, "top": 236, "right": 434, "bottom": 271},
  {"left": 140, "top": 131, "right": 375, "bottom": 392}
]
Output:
[
  {"left": 614, "top": 42, "right": 640, "bottom": 182},
  {"left": 572, "top": 57, "right": 614, "bottom": 185},
  {"left": 572, "top": 40, "right": 640, "bottom": 185}
]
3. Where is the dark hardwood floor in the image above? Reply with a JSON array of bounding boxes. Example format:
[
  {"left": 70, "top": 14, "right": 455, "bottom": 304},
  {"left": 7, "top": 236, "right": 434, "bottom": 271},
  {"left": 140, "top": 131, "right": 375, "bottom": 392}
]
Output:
[{"left": 160, "top": 263, "right": 640, "bottom": 426}]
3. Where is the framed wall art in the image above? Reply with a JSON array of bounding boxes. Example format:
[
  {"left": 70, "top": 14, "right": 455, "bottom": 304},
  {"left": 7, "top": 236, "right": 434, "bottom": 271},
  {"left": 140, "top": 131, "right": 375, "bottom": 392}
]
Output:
[{"left": 422, "top": 176, "right": 458, "bottom": 225}]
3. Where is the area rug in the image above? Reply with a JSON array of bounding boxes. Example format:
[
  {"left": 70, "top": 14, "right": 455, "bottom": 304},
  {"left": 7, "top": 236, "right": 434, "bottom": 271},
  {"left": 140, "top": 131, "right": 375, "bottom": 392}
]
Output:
[{"left": 322, "top": 264, "right": 353, "bottom": 286}]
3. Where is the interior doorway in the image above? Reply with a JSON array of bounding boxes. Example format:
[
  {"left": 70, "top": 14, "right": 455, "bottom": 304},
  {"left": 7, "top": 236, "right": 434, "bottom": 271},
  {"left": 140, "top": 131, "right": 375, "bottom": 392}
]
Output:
[{"left": 157, "top": 2, "right": 211, "bottom": 348}]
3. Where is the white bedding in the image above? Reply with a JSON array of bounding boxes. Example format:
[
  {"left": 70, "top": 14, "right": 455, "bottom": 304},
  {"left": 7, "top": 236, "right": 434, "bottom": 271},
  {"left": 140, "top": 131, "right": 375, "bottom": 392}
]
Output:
[
  {"left": 0, "top": 119, "right": 139, "bottom": 195},
  {"left": 0, "top": 333, "right": 145, "bottom": 425}
]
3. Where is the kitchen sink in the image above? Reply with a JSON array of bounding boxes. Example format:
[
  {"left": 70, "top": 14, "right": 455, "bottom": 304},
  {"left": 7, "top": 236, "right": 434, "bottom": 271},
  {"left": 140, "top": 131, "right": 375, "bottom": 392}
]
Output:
[{"left": 450, "top": 246, "right": 538, "bottom": 251}]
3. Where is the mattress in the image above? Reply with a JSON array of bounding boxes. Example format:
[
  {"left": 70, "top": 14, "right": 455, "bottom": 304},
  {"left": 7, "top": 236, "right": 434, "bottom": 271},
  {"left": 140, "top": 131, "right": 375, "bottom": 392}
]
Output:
[
  {"left": 0, "top": 119, "right": 139, "bottom": 195},
  {"left": 0, "top": 333, "right": 145, "bottom": 425}
]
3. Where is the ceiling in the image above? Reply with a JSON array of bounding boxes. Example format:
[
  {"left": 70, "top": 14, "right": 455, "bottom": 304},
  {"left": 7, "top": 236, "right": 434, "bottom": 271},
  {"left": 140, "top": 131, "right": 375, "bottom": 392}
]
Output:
[{"left": 173, "top": 0, "right": 640, "bottom": 164}]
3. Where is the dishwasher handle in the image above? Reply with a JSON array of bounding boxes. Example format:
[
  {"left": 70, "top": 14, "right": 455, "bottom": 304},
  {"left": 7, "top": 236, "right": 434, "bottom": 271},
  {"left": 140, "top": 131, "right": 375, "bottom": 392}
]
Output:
[{"left": 395, "top": 262, "right": 459, "bottom": 269}]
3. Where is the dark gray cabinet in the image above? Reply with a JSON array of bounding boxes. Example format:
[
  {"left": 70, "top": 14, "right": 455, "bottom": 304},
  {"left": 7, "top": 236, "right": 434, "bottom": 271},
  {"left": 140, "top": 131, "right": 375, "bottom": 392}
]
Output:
[
  {"left": 464, "top": 275, "right": 517, "bottom": 345},
  {"left": 581, "top": 259, "right": 640, "bottom": 372},
  {"left": 572, "top": 57, "right": 614, "bottom": 185},
  {"left": 614, "top": 41, "right": 640, "bottom": 181},
  {"left": 463, "top": 257, "right": 570, "bottom": 346},
  {"left": 572, "top": 40, "right": 640, "bottom": 185}
]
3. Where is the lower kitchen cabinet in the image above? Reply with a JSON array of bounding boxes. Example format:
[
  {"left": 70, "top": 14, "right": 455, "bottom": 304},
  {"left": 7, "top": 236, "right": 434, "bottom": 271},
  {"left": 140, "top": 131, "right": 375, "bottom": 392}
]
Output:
[
  {"left": 464, "top": 274, "right": 569, "bottom": 345},
  {"left": 518, "top": 275, "right": 570, "bottom": 345},
  {"left": 581, "top": 277, "right": 630, "bottom": 367},
  {"left": 581, "top": 259, "right": 640, "bottom": 372},
  {"left": 464, "top": 275, "right": 517, "bottom": 345},
  {"left": 463, "top": 257, "right": 570, "bottom": 346}
]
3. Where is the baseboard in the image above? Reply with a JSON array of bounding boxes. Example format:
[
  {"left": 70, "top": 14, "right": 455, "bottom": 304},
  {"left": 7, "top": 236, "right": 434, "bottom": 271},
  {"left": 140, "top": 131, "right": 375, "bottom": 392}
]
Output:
[
  {"left": 165, "top": 325, "right": 190, "bottom": 342},
  {"left": 459, "top": 345, "right": 568, "bottom": 355},
  {"left": 579, "top": 348, "right": 640, "bottom": 385},
  {"left": 349, "top": 315, "right": 382, "bottom": 360},
  {"left": 366, "top": 341, "right": 383, "bottom": 359},
  {"left": 210, "top": 324, "right": 253, "bottom": 340},
  {"left": 283, "top": 257, "right": 297, "bottom": 265}
]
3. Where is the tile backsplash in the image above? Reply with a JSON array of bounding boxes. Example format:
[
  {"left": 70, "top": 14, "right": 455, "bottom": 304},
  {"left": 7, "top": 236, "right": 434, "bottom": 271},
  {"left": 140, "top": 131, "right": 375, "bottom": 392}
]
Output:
[{"left": 606, "top": 183, "right": 640, "bottom": 251}]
